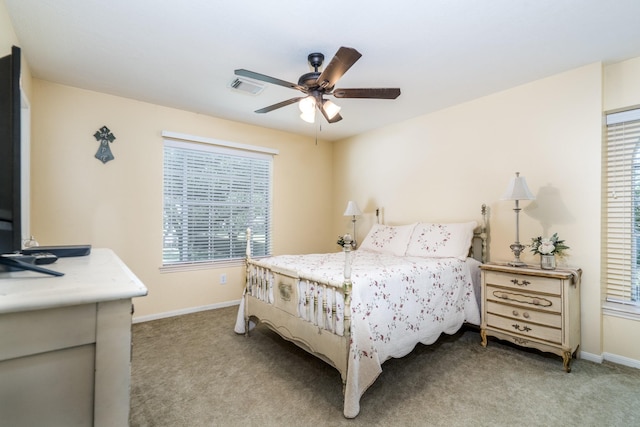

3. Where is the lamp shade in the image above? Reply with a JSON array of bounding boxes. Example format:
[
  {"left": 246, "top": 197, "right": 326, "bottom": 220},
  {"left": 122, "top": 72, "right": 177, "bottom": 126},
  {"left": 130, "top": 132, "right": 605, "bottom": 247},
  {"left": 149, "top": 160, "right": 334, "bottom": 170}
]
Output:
[
  {"left": 322, "top": 100, "right": 341, "bottom": 120},
  {"left": 343, "top": 201, "right": 363, "bottom": 216},
  {"left": 300, "top": 110, "right": 315, "bottom": 123},
  {"left": 298, "top": 96, "right": 316, "bottom": 113},
  {"left": 501, "top": 172, "right": 535, "bottom": 201}
]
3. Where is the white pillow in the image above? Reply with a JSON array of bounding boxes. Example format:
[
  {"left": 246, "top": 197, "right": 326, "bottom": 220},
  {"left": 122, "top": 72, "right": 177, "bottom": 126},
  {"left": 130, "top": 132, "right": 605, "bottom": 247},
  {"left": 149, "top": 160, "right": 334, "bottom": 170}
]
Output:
[
  {"left": 358, "top": 223, "right": 417, "bottom": 256},
  {"left": 406, "top": 221, "right": 477, "bottom": 260}
]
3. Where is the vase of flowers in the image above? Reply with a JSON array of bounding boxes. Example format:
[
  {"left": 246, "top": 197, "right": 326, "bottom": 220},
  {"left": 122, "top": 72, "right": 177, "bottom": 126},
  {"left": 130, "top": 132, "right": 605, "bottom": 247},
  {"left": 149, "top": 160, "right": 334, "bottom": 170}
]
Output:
[
  {"left": 540, "top": 254, "right": 556, "bottom": 270},
  {"left": 530, "top": 233, "right": 569, "bottom": 270}
]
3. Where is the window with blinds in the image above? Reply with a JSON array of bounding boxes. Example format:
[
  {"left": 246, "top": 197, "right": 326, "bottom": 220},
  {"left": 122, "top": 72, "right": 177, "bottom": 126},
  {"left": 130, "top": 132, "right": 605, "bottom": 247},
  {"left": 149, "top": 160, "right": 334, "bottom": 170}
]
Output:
[
  {"left": 604, "top": 108, "right": 640, "bottom": 305},
  {"left": 162, "top": 139, "right": 272, "bottom": 266}
]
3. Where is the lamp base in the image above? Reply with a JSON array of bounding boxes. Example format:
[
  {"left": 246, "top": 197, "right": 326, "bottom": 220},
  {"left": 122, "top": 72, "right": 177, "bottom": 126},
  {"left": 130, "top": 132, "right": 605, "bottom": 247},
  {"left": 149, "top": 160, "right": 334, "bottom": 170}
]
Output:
[
  {"left": 508, "top": 242, "right": 527, "bottom": 267},
  {"left": 507, "top": 260, "right": 528, "bottom": 267}
]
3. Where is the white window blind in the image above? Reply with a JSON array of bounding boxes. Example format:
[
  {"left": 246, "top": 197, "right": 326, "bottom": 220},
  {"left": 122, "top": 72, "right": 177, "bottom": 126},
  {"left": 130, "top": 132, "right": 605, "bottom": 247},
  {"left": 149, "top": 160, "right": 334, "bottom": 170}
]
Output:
[
  {"left": 604, "top": 108, "right": 640, "bottom": 305},
  {"left": 162, "top": 139, "right": 272, "bottom": 266}
]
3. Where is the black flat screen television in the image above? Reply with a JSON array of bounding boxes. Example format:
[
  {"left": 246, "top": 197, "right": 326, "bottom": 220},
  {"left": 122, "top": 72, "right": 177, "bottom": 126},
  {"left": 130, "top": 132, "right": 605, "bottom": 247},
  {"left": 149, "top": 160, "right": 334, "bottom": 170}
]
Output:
[{"left": 0, "top": 46, "right": 22, "bottom": 255}]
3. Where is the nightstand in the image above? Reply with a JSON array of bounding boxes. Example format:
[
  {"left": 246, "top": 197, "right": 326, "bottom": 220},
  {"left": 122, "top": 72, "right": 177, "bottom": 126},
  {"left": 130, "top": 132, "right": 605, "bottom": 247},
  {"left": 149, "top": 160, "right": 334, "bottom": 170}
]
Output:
[{"left": 480, "top": 263, "right": 581, "bottom": 372}]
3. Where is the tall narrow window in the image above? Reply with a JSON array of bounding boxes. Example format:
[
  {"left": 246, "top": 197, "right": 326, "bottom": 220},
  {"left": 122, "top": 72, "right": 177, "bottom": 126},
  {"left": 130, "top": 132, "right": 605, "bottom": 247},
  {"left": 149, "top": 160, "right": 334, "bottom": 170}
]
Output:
[
  {"left": 604, "top": 108, "right": 640, "bottom": 306},
  {"left": 162, "top": 137, "right": 273, "bottom": 266}
]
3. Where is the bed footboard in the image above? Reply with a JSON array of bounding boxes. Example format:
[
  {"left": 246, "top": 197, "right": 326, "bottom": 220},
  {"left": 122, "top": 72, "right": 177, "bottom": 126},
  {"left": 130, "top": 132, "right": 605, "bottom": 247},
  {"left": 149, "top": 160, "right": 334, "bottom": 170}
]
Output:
[{"left": 243, "top": 231, "right": 353, "bottom": 383}]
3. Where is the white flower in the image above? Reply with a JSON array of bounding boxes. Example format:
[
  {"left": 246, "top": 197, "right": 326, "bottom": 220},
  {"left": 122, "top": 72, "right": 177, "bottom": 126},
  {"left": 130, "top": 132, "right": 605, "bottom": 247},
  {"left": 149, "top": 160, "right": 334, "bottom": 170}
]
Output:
[
  {"left": 539, "top": 239, "right": 556, "bottom": 255},
  {"left": 531, "top": 233, "right": 568, "bottom": 257}
]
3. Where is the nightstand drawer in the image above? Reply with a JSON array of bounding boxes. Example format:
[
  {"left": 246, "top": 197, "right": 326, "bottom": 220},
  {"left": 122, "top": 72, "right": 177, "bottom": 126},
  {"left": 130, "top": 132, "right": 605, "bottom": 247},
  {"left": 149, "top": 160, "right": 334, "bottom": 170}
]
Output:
[
  {"left": 486, "top": 285, "right": 562, "bottom": 314},
  {"left": 485, "top": 301, "right": 562, "bottom": 328},
  {"left": 484, "top": 271, "right": 561, "bottom": 295},
  {"left": 486, "top": 313, "right": 561, "bottom": 344}
]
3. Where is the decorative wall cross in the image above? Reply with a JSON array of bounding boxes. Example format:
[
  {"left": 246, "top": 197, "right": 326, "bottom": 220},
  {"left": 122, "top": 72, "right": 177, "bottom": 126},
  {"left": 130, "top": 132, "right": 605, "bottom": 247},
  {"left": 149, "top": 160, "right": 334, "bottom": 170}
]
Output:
[{"left": 93, "top": 125, "right": 116, "bottom": 164}]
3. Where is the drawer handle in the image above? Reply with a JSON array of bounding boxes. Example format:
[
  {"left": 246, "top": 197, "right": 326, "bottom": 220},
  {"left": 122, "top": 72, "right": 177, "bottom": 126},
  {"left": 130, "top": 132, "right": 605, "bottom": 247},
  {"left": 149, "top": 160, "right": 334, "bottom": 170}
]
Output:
[
  {"left": 510, "top": 278, "right": 530, "bottom": 286},
  {"left": 512, "top": 323, "right": 532, "bottom": 333},
  {"left": 492, "top": 291, "right": 553, "bottom": 308},
  {"left": 512, "top": 310, "right": 531, "bottom": 319}
]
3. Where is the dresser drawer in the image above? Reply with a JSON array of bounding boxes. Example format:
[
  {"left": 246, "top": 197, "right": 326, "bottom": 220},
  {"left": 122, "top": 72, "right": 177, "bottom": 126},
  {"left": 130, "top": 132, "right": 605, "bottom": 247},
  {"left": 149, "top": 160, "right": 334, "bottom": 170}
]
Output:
[
  {"left": 486, "top": 285, "right": 562, "bottom": 314},
  {"left": 0, "top": 304, "right": 97, "bottom": 362},
  {"left": 486, "top": 312, "right": 561, "bottom": 344},
  {"left": 484, "top": 271, "right": 561, "bottom": 295},
  {"left": 485, "top": 300, "right": 561, "bottom": 328}
]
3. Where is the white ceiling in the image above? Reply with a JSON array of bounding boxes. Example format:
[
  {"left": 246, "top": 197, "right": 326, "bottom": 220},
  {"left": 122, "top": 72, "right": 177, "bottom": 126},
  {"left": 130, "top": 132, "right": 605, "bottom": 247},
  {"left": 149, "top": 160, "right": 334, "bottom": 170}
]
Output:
[{"left": 6, "top": 0, "right": 640, "bottom": 141}]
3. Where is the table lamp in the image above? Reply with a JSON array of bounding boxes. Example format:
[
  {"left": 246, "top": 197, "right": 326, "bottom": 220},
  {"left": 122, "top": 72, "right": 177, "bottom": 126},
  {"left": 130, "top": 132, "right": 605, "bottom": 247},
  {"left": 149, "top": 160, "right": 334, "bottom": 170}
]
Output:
[
  {"left": 343, "top": 201, "right": 363, "bottom": 248},
  {"left": 501, "top": 172, "right": 535, "bottom": 266}
]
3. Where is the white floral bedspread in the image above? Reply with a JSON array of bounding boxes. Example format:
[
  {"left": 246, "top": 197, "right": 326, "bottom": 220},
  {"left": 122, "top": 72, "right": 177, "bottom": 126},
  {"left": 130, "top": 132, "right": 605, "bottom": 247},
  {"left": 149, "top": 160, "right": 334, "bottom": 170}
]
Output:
[{"left": 237, "top": 250, "right": 481, "bottom": 418}]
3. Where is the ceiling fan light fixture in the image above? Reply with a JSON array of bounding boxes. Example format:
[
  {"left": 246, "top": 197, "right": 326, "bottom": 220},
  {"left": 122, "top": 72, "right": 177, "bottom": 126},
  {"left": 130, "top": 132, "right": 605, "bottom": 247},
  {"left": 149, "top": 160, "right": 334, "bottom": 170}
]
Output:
[
  {"left": 323, "top": 100, "right": 341, "bottom": 120},
  {"left": 300, "top": 110, "right": 315, "bottom": 123},
  {"left": 298, "top": 96, "right": 316, "bottom": 113}
]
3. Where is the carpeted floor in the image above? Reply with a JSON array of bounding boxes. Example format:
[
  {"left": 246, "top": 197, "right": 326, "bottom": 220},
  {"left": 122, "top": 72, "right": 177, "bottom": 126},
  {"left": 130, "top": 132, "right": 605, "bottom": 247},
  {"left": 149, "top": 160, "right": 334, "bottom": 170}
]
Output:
[{"left": 130, "top": 306, "right": 640, "bottom": 426}]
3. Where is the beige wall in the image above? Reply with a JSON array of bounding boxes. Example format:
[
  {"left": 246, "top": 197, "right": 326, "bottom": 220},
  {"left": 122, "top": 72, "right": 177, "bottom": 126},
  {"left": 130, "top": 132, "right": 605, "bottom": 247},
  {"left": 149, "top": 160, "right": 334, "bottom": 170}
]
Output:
[
  {"left": 30, "top": 81, "right": 334, "bottom": 319},
  {"left": 605, "top": 56, "right": 640, "bottom": 111},
  {"left": 333, "top": 63, "right": 604, "bottom": 357},
  {"left": 602, "top": 56, "right": 640, "bottom": 362}
]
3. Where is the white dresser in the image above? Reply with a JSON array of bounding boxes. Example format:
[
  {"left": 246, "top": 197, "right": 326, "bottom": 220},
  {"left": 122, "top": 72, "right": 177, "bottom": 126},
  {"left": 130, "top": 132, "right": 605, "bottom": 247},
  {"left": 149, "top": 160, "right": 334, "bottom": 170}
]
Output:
[
  {"left": 0, "top": 249, "right": 148, "bottom": 426},
  {"left": 480, "top": 263, "right": 581, "bottom": 372}
]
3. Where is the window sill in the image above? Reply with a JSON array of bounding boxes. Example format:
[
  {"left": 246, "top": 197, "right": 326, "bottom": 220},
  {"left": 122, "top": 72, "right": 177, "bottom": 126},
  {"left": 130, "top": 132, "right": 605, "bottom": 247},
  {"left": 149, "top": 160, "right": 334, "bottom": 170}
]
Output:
[
  {"left": 159, "top": 259, "right": 245, "bottom": 273},
  {"left": 602, "top": 301, "right": 640, "bottom": 321}
]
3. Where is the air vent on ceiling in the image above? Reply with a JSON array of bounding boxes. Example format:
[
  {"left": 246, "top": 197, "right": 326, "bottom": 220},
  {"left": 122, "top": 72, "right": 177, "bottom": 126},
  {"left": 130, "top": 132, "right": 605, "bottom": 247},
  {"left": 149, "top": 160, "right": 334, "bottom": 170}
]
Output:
[{"left": 228, "top": 77, "right": 265, "bottom": 95}]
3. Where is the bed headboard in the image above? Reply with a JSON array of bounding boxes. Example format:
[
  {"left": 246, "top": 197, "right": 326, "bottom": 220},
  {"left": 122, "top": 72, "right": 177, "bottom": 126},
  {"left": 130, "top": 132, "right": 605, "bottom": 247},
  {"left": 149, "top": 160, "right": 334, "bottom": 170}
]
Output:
[
  {"left": 374, "top": 204, "right": 489, "bottom": 263},
  {"left": 245, "top": 204, "right": 489, "bottom": 263}
]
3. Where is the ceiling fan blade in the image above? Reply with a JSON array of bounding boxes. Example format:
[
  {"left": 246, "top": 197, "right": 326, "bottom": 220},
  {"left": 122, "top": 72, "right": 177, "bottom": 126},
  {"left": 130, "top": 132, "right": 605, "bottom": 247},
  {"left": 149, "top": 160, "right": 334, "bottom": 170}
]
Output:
[
  {"left": 254, "top": 97, "right": 304, "bottom": 114},
  {"left": 235, "top": 69, "right": 306, "bottom": 92},
  {"left": 332, "top": 88, "right": 401, "bottom": 99},
  {"left": 318, "top": 104, "right": 343, "bottom": 123},
  {"left": 315, "top": 47, "right": 362, "bottom": 90}
]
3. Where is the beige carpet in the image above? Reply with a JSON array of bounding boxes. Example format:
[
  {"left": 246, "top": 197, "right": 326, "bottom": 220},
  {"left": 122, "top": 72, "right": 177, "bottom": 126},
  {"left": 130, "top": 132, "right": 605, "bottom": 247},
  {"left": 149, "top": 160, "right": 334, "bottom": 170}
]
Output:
[{"left": 130, "top": 306, "right": 640, "bottom": 426}]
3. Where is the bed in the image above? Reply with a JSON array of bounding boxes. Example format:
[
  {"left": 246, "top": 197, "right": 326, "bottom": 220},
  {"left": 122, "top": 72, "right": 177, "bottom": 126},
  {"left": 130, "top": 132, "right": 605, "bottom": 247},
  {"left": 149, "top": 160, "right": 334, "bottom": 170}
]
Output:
[{"left": 234, "top": 205, "right": 488, "bottom": 418}]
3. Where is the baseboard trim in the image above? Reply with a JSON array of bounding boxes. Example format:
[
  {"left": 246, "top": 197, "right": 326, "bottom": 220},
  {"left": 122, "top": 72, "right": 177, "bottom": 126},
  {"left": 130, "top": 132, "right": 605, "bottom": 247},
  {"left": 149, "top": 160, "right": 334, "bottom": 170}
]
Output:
[
  {"left": 579, "top": 350, "right": 604, "bottom": 364},
  {"left": 579, "top": 350, "right": 640, "bottom": 370},
  {"left": 603, "top": 352, "right": 640, "bottom": 369},
  {"left": 133, "top": 300, "right": 241, "bottom": 324}
]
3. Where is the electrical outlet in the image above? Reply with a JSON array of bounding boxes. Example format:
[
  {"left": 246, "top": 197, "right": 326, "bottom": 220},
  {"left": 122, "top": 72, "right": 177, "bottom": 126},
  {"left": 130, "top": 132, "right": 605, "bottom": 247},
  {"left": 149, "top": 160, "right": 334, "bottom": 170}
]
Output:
[{"left": 220, "top": 273, "right": 227, "bottom": 285}]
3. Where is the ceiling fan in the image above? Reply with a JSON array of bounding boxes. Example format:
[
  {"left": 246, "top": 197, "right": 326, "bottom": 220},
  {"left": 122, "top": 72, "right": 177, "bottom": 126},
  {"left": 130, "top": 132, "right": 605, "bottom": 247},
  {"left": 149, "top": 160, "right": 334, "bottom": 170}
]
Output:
[{"left": 234, "top": 46, "right": 401, "bottom": 124}]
